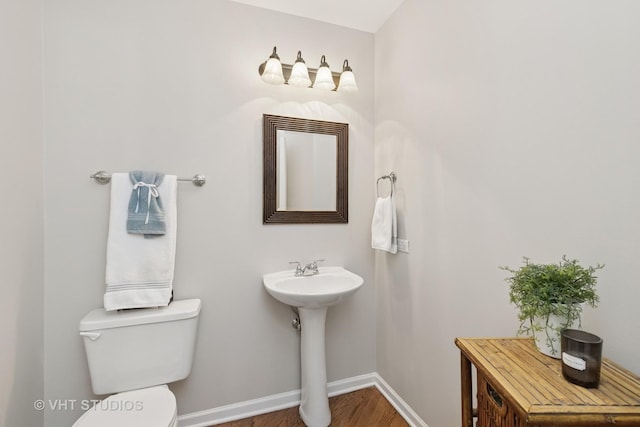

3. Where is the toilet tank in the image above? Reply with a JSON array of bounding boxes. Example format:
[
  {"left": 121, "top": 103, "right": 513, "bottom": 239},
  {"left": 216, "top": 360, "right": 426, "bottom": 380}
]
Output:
[{"left": 79, "top": 299, "right": 201, "bottom": 395}]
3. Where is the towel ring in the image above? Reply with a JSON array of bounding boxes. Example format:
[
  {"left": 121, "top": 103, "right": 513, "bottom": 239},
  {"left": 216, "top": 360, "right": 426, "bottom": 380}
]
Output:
[{"left": 376, "top": 172, "right": 396, "bottom": 197}]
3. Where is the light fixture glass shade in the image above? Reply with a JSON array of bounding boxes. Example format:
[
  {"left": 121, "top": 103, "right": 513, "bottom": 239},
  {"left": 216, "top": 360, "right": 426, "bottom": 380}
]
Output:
[
  {"left": 313, "top": 55, "right": 336, "bottom": 90},
  {"left": 288, "top": 51, "right": 311, "bottom": 88},
  {"left": 337, "top": 59, "right": 358, "bottom": 92},
  {"left": 338, "top": 70, "right": 358, "bottom": 92},
  {"left": 261, "top": 47, "right": 285, "bottom": 85}
]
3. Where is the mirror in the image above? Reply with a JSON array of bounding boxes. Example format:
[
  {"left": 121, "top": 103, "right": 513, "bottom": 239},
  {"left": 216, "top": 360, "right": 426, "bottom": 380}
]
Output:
[
  {"left": 276, "top": 130, "right": 337, "bottom": 211},
  {"left": 263, "top": 114, "right": 348, "bottom": 224}
]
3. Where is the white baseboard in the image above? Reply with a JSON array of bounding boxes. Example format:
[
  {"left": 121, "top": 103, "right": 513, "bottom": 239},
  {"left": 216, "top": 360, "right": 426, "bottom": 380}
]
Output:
[
  {"left": 177, "top": 372, "right": 427, "bottom": 427},
  {"left": 371, "top": 373, "right": 428, "bottom": 427}
]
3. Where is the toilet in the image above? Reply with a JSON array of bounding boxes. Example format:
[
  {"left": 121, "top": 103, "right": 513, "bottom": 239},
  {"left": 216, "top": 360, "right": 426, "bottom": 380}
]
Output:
[{"left": 73, "top": 299, "right": 201, "bottom": 427}]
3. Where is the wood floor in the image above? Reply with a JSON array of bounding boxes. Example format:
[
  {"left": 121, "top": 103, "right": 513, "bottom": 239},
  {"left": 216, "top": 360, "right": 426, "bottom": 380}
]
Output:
[{"left": 211, "top": 386, "right": 409, "bottom": 427}]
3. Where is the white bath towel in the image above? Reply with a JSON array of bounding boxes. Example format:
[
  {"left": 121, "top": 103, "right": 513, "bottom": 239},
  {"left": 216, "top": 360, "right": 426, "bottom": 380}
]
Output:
[
  {"left": 371, "top": 195, "right": 397, "bottom": 254},
  {"left": 104, "top": 173, "right": 177, "bottom": 311}
]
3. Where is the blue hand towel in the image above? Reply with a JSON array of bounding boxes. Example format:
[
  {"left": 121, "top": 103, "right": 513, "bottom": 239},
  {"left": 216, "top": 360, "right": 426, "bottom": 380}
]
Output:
[{"left": 127, "top": 171, "right": 166, "bottom": 236}]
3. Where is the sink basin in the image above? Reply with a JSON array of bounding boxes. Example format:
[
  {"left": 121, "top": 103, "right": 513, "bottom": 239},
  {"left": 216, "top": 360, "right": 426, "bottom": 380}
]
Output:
[{"left": 262, "top": 266, "right": 364, "bottom": 309}]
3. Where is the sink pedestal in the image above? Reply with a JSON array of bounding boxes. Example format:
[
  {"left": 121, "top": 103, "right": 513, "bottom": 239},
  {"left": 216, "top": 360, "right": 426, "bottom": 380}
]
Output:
[
  {"left": 298, "top": 306, "right": 331, "bottom": 427},
  {"left": 262, "top": 267, "right": 364, "bottom": 427}
]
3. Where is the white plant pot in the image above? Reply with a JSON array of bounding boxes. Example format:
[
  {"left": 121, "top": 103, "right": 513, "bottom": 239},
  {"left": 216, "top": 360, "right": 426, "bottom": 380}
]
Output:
[{"left": 532, "top": 312, "right": 577, "bottom": 359}]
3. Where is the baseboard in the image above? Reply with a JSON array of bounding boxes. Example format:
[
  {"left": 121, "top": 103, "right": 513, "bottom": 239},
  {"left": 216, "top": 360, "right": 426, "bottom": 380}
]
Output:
[
  {"left": 371, "top": 373, "right": 428, "bottom": 427},
  {"left": 177, "top": 387, "right": 302, "bottom": 427},
  {"left": 177, "top": 372, "right": 427, "bottom": 427}
]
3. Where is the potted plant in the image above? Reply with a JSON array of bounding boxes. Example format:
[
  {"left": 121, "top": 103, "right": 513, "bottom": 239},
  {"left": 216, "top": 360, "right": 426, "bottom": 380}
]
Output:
[{"left": 500, "top": 256, "right": 603, "bottom": 358}]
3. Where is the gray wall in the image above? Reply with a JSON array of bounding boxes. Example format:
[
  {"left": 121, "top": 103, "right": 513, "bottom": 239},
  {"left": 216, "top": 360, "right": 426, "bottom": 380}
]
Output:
[
  {"left": 375, "top": 1, "right": 640, "bottom": 426},
  {"left": 42, "top": 1, "right": 375, "bottom": 426},
  {"left": 0, "top": 0, "right": 44, "bottom": 426}
]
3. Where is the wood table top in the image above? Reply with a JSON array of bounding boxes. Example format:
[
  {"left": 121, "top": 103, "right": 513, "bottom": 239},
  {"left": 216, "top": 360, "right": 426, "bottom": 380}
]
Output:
[{"left": 455, "top": 337, "right": 640, "bottom": 425}]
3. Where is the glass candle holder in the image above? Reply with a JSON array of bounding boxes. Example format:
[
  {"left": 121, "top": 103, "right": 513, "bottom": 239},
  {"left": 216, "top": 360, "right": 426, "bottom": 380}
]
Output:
[{"left": 561, "top": 329, "right": 603, "bottom": 388}]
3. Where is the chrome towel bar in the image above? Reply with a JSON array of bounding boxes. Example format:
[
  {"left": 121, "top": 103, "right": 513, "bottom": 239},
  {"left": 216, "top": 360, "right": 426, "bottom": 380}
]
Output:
[{"left": 90, "top": 170, "right": 206, "bottom": 187}]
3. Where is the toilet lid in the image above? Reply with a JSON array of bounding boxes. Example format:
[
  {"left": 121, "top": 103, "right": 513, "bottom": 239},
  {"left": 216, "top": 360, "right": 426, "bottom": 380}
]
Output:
[{"left": 72, "top": 385, "right": 177, "bottom": 427}]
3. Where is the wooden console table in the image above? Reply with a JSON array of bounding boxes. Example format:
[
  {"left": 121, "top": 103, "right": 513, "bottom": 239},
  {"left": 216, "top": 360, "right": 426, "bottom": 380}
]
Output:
[{"left": 455, "top": 337, "right": 640, "bottom": 427}]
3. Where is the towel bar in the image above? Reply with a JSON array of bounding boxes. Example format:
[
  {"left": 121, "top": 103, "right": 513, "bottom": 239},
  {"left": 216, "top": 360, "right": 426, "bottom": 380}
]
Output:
[{"left": 90, "top": 170, "right": 206, "bottom": 186}]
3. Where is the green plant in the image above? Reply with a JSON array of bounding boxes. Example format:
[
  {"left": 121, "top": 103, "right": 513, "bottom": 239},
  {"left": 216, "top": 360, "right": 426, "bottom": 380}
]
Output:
[{"left": 500, "top": 256, "right": 603, "bottom": 354}]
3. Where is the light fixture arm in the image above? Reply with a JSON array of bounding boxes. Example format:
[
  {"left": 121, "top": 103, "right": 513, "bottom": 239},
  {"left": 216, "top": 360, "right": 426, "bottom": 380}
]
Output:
[
  {"left": 268, "top": 46, "right": 280, "bottom": 60},
  {"left": 319, "top": 55, "right": 329, "bottom": 69}
]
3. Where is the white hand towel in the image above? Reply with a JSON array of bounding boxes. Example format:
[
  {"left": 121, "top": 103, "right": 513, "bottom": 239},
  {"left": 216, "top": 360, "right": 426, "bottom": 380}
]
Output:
[
  {"left": 371, "top": 194, "right": 397, "bottom": 254},
  {"left": 104, "top": 173, "right": 177, "bottom": 311}
]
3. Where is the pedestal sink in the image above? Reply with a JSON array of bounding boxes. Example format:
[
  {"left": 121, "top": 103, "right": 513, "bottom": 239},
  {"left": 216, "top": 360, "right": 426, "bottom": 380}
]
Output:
[{"left": 263, "top": 267, "right": 364, "bottom": 427}]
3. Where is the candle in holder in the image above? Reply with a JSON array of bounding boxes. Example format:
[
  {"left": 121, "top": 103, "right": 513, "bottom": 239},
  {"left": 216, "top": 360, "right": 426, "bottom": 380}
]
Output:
[{"left": 561, "top": 329, "right": 603, "bottom": 388}]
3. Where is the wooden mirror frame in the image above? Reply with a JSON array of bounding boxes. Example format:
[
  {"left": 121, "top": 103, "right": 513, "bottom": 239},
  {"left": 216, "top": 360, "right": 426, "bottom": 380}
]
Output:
[{"left": 263, "top": 114, "right": 348, "bottom": 224}]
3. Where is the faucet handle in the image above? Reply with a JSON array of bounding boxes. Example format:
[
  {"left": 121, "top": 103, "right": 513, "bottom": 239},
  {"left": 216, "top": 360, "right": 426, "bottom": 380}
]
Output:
[
  {"left": 310, "top": 259, "right": 325, "bottom": 271},
  {"left": 289, "top": 261, "right": 303, "bottom": 276}
]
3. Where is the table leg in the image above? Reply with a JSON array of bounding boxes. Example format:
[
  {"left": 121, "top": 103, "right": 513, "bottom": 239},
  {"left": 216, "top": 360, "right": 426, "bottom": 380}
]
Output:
[{"left": 460, "top": 352, "right": 473, "bottom": 427}]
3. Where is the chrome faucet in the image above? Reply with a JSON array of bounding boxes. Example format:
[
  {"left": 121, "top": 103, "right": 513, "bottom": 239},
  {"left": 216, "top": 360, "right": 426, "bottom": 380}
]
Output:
[{"left": 289, "top": 259, "right": 325, "bottom": 277}]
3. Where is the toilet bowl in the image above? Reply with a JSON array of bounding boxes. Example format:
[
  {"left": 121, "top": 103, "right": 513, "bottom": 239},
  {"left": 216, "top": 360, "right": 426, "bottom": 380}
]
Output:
[
  {"left": 74, "top": 299, "right": 201, "bottom": 426},
  {"left": 72, "top": 385, "right": 177, "bottom": 427}
]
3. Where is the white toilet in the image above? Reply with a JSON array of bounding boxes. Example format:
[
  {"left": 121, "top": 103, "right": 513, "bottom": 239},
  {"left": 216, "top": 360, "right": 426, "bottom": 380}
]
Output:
[{"left": 73, "top": 299, "right": 201, "bottom": 427}]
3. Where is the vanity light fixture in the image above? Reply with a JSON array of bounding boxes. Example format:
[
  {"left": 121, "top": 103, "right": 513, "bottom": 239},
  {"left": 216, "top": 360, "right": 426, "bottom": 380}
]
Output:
[
  {"left": 313, "top": 55, "right": 336, "bottom": 91},
  {"left": 260, "top": 47, "right": 285, "bottom": 85},
  {"left": 287, "top": 51, "right": 312, "bottom": 88},
  {"left": 258, "top": 46, "right": 357, "bottom": 92},
  {"left": 337, "top": 60, "right": 358, "bottom": 93}
]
